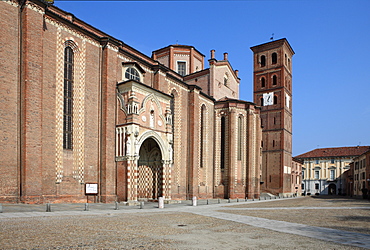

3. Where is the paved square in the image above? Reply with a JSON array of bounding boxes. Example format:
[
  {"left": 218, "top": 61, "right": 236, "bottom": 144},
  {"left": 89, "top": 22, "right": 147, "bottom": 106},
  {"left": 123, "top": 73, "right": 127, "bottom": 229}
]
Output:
[{"left": 0, "top": 196, "right": 369, "bottom": 249}]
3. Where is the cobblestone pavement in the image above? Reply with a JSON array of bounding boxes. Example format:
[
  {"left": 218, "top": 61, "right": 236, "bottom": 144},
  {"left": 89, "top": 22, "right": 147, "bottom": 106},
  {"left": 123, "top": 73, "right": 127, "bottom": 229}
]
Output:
[{"left": 0, "top": 196, "right": 369, "bottom": 249}]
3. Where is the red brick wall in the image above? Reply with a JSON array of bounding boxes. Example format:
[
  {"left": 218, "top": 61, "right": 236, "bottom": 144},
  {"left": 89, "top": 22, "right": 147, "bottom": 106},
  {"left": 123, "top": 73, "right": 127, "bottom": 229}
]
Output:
[{"left": 0, "top": 1, "right": 20, "bottom": 202}]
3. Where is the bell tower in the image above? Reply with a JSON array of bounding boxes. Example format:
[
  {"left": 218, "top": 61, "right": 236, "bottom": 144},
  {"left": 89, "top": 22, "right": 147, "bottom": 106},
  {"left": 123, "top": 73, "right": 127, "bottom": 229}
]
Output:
[{"left": 251, "top": 38, "right": 294, "bottom": 195}]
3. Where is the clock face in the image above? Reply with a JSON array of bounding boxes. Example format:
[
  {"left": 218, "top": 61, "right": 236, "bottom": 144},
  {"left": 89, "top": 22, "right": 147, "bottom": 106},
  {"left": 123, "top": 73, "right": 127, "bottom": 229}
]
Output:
[{"left": 263, "top": 92, "right": 274, "bottom": 106}]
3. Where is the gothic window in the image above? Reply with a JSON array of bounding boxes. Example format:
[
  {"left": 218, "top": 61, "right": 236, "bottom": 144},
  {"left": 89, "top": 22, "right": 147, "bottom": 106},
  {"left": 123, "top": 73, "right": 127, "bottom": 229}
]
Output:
[
  {"left": 220, "top": 116, "right": 226, "bottom": 170},
  {"left": 272, "top": 52, "right": 277, "bottom": 64},
  {"left": 63, "top": 46, "right": 74, "bottom": 150},
  {"left": 260, "top": 55, "right": 266, "bottom": 67},
  {"left": 272, "top": 75, "right": 277, "bottom": 85},
  {"left": 200, "top": 105, "right": 207, "bottom": 167},
  {"left": 125, "top": 67, "right": 140, "bottom": 81},
  {"left": 177, "top": 61, "right": 186, "bottom": 76},
  {"left": 261, "top": 77, "right": 266, "bottom": 88},
  {"left": 237, "top": 116, "right": 243, "bottom": 161}
]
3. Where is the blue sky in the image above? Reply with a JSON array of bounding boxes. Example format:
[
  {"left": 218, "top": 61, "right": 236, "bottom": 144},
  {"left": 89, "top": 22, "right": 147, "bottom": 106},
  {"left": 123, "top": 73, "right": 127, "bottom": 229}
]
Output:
[{"left": 55, "top": 0, "right": 370, "bottom": 156}]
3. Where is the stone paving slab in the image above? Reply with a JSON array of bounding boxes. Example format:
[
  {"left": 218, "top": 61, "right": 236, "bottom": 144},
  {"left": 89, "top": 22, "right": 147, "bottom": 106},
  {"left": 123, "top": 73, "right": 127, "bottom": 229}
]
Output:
[{"left": 189, "top": 208, "right": 370, "bottom": 249}]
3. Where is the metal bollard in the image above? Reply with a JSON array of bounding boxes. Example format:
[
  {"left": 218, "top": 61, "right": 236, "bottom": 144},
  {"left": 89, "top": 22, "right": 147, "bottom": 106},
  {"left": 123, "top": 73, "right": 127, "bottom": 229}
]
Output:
[
  {"left": 0, "top": 203, "right": 3, "bottom": 213},
  {"left": 192, "top": 196, "right": 197, "bottom": 206},
  {"left": 237, "top": 198, "right": 239, "bottom": 202},
  {"left": 218, "top": 199, "right": 220, "bottom": 204},
  {"left": 206, "top": 199, "right": 209, "bottom": 205},
  {"left": 84, "top": 203, "right": 89, "bottom": 211},
  {"left": 158, "top": 197, "right": 164, "bottom": 209},
  {"left": 46, "top": 203, "right": 51, "bottom": 212},
  {"left": 115, "top": 201, "right": 119, "bottom": 210},
  {"left": 228, "top": 198, "right": 231, "bottom": 203},
  {"left": 140, "top": 202, "right": 144, "bottom": 209}
]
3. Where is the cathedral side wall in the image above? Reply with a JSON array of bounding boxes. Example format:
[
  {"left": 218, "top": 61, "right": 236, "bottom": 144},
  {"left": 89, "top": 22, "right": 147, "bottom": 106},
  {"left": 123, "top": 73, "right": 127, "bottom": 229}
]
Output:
[
  {"left": 0, "top": 1, "right": 21, "bottom": 202},
  {"left": 20, "top": 3, "right": 45, "bottom": 202},
  {"left": 167, "top": 82, "right": 190, "bottom": 199}
]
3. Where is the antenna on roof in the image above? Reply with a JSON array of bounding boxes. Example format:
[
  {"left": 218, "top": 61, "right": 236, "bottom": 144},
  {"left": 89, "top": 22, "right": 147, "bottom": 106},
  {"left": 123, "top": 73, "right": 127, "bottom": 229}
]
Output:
[
  {"left": 270, "top": 33, "right": 274, "bottom": 41},
  {"left": 176, "top": 40, "right": 178, "bottom": 45}
]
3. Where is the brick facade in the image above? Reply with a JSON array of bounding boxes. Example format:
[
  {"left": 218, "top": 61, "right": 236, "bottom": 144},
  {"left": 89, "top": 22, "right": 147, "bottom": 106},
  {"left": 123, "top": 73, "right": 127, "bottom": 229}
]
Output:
[{"left": 0, "top": 0, "right": 262, "bottom": 203}]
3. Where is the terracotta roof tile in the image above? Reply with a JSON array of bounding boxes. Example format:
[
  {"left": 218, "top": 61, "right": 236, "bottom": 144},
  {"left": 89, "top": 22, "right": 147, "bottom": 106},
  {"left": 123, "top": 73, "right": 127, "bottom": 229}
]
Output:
[{"left": 295, "top": 146, "right": 370, "bottom": 159}]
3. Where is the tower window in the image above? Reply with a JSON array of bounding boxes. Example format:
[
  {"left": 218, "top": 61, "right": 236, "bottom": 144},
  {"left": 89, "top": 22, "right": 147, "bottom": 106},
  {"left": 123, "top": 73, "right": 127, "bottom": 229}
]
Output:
[
  {"left": 272, "top": 75, "right": 277, "bottom": 85},
  {"left": 177, "top": 61, "right": 186, "bottom": 76},
  {"left": 125, "top": 68, "right": 140, "bottom": 81},
  {"left": 273, "top": 96, "right": 277, "bottom": 105},
  {"left": 261, "top": 77, "right": 266, "bottom": 88},
  {"left": 63, "top": 46, "right": 74, "bottom": 150},
  {"left": 260, "top": 55, "right": 266, "bottom": 67},
  {"left": 272, "top": 52, "right": 277, "bottom": 64}
]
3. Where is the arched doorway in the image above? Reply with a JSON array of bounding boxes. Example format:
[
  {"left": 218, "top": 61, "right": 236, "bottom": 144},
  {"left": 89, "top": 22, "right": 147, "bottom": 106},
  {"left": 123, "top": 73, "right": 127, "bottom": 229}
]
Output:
[
  {"left": 138, "top": 138, "right": 163, "bottom": 200},
  {"left": 328, "top": 183, "right": 336, "bottom": 195}
]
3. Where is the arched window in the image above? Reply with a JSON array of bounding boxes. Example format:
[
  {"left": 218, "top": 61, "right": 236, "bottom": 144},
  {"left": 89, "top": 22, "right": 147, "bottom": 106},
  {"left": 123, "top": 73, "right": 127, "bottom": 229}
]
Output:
[
  {"left": 273, "top": 95, "right": 278, "bottom": 105},
  {"left": 272, "top": 52, "right": 277, "bottom": 64},
  {"left": 200, "top": 105, "right": 207, "bottom": 168},
  {"left": 272, "top": 75, "right": 277, "bottom": 85},
  {"left": 237, "top": 116, "right": 243, "bottom": 161},
  {"left": 220, "top": 116, "right": 226, "bottom": 170},
  {"left": 288, "top": 58, "right": 291, "bottom": 70},
  {"left": 125, "top": 67, "right": 140, "bottom": 81},
  {"left": 63, "top": 46, "right": 74, "bottom": 150},
  {"left": 285, "top": 54, "right": 287, "bottom": 65},
  {"left": 260, "top": 55, "right": 266, "bottom": 67},
  {"left": 261, "top": 77, "right": 266, "bottom": 88}
]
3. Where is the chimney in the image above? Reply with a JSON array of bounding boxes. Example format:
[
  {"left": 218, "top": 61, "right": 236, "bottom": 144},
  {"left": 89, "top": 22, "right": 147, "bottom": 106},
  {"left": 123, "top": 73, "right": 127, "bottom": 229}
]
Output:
[
  {"left": 210, "top": 49, "right": 215, "bottom": 59},
  {"left": 223, "top": 52, "right": 228, "bottom": 61}
]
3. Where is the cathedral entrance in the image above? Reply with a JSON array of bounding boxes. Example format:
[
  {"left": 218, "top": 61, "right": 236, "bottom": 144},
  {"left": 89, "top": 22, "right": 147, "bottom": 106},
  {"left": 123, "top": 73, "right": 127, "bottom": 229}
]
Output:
[
  {"left": 328, "top": 183, "right": 336, "bottom": 195},
  {"left": 138, "top": 138, "right": 163, "bottom": 200}
]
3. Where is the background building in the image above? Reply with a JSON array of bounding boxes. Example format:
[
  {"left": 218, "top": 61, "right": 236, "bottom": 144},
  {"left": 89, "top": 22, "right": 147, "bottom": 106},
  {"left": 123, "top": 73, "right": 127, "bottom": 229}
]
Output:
[
  {"left": 0, "top": 0, "right": 264, "bottom": 203},
  {"left": 350, "top": 149, "right": 370, "bottom": 197},
  {"left": 295, "top": 146, "right": 370, "bottom": 195}
]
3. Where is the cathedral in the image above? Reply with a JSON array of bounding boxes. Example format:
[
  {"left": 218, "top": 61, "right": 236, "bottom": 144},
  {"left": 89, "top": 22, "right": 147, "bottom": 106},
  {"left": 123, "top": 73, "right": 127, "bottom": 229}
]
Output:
[{"left": 0, "top": 0, "right": 297, "bottom": 204}]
